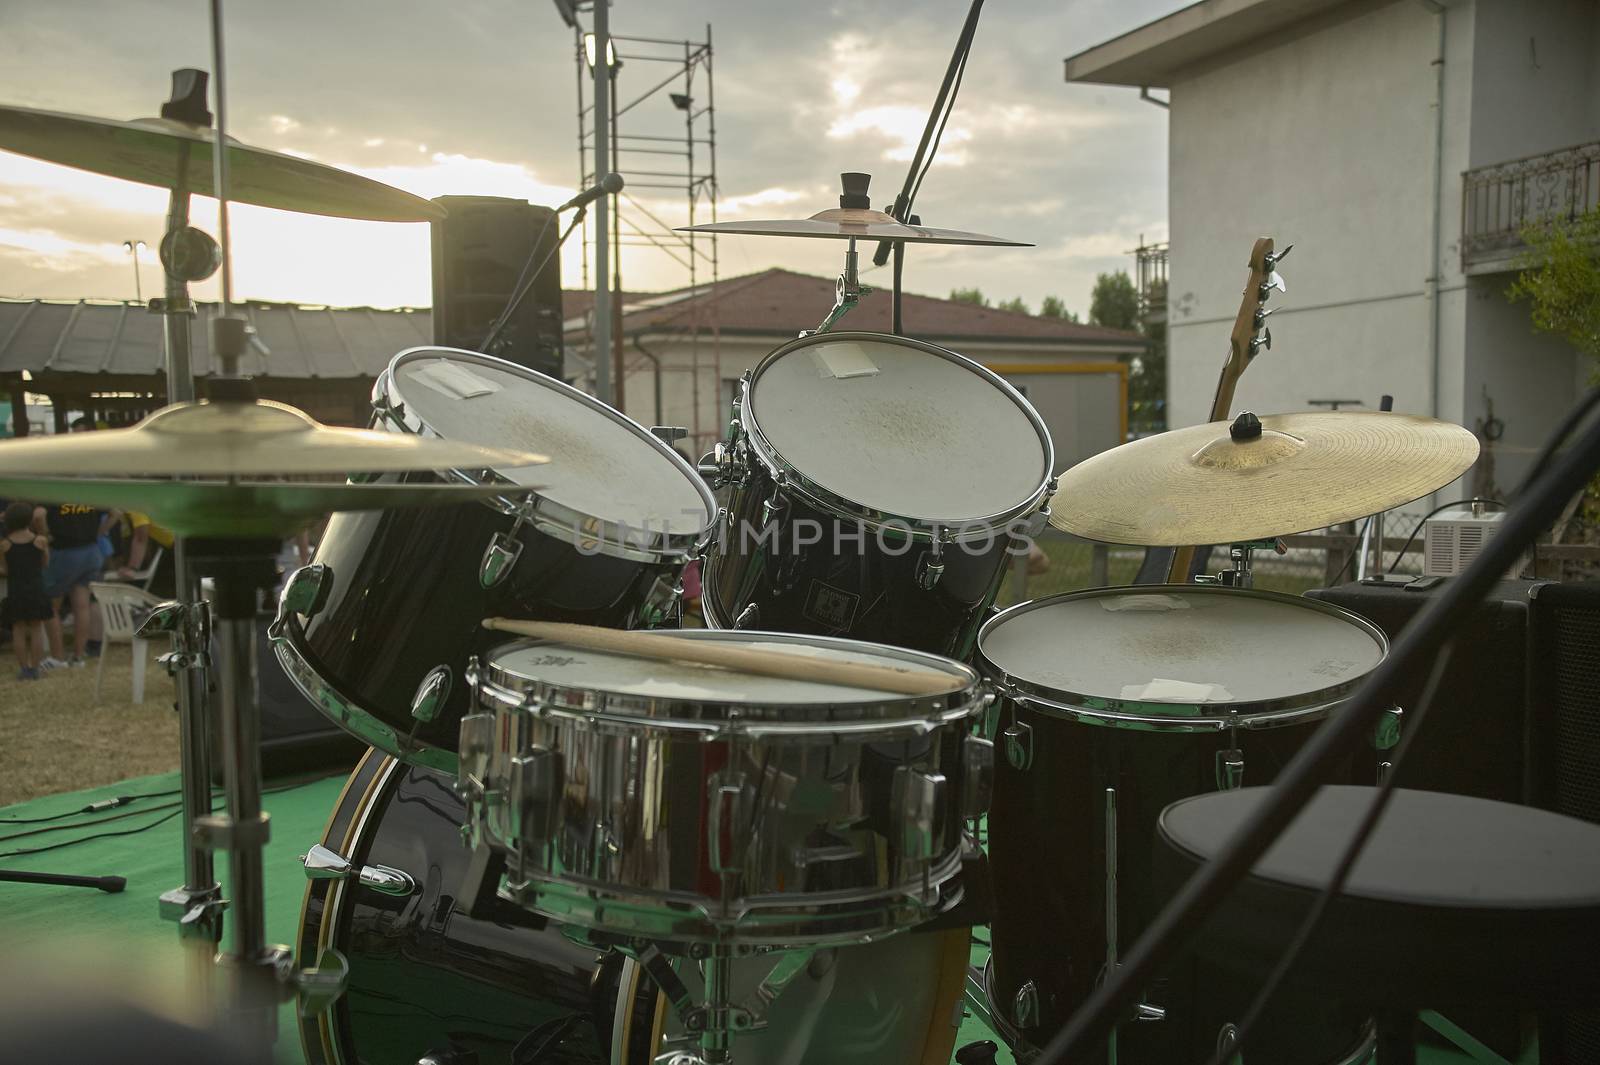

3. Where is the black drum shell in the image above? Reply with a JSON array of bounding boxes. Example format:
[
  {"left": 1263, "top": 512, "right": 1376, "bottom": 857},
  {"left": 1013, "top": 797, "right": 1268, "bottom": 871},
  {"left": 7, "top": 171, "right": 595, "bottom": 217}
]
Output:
[
  {"left": 284, "top": 472, "right": 685, "bottom": 760},
  {"left": 986, "top": 695, "right": 1372, "bottom": 1064},
  {"left": 705, "top": 462, "right": 1021, "bottom": 659},
  {"left": 297, "top": 751, "right": 659, "bottom": 1065}
]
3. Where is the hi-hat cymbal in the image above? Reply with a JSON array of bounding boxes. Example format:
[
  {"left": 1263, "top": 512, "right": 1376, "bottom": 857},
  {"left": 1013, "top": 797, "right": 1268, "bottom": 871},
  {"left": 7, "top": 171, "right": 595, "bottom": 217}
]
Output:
[
  {"left": 1049, "top": 411, "right": 1480, "bottom": 546},
  {"left": 679, "top": 207, "right": 1030, "bottom": 246},
  {"left": 0, "top": 104, "right": 443, "bottom": 222},
  {"left": 0, "top": 478, "right": 525, "bottom": 539},
  {"left": 0, "top": 399, "right": 547, "bottom": 478}
]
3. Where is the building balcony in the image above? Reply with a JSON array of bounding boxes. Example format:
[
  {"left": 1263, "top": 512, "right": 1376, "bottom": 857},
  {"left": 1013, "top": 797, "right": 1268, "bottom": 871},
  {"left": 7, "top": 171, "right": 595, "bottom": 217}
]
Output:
[
  {"left": 1134, "top": 239, "right": 1169, "bottom": 326},
  {"left": 1461, "top": 141, "right": 1600, "bottom": 275}
]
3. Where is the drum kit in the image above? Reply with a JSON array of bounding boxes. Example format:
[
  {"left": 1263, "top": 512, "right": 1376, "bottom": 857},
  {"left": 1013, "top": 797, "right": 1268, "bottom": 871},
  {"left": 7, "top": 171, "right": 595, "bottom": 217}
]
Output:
[{"left": 0, "top": 26, "right": 1491, "bottom": 1065}]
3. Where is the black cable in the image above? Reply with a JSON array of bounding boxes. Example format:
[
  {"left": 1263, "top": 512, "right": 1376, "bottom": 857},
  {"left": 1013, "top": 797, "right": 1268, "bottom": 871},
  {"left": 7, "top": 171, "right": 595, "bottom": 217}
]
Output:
[
  {"left": 0, "top": 788, "right": 182, "bottom": 824},
  {"left": 0, "top": 800, "right": 184, "bottom": 846},
  {"left": 1386, "top": 497, "right": 1505, "bottom": 572},
  {"left": 1200, "top": 643, "right": 1455, "bottom": 1065},
  {"left": 510, "top": 1014, "right": 585, "bottom": 1065},
  {"left": 0, "top": 808, "right": 183, "bottom": 859},
  {"left": 908, "top": 47, "right": 969, "bottom": 210},
  {"left": 1322, "top": 515, "right": 1371, "bottom": 587},
  {"left": 1038, "top": 386, "right": 1600, "bottom": 1063},
  {"left": 480, "top": 208, "right": 586, "bottom": 357}
]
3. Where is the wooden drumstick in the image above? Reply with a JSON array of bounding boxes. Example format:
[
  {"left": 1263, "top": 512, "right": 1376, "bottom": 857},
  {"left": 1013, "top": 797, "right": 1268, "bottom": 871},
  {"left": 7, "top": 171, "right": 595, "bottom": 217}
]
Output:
[{"left": 481, "top": 618, "right": 961, "bottom": 697}]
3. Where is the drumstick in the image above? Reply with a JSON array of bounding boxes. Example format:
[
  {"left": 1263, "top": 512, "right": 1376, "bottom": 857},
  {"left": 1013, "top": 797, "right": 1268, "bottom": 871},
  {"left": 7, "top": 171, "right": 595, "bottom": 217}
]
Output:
[{"left": 481, "top": 618, "right": 961, "bottom": 697}]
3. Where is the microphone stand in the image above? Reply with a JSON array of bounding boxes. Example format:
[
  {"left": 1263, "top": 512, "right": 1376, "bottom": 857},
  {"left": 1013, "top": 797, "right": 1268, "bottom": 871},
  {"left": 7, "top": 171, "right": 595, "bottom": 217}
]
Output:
[
  {"left": 871, "top": 0, "right": 985, "bottom": 335},
  {"left": 1036, "top": 387, "right": 1600, "bottom": 1063}
]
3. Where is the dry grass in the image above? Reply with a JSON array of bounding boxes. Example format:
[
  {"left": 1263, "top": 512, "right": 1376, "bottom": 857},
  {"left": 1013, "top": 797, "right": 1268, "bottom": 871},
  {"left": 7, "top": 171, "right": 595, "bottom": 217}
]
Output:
[{"left": 0, "top": 640, "right": 180, "bottom": 807}]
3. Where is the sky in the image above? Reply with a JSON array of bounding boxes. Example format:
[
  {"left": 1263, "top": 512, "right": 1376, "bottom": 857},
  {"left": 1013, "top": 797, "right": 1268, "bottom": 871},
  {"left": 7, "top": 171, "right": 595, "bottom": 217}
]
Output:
[{"left": 0, "top": 0, "right": 1187, "bottom": 320}]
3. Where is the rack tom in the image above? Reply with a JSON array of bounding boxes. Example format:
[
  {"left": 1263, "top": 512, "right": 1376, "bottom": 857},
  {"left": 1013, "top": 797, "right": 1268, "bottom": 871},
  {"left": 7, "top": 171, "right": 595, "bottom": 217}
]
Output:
[
  {"left": 459, "top": 629, "right": 993, "bottom": 946},
  {"left": 273, "top": 347, "right": 716, "bottom": 771},
  {"left": 979, "top": 586, "right": 1392, "bottom": 1064},
  {"left": 700, "top": 332, "right": 1055, "bottom": 657}
]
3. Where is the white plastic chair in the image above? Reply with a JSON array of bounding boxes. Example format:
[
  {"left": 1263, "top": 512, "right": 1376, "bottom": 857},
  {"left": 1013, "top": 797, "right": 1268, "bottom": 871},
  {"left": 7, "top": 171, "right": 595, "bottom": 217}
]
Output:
[
  {"left": 105, "top": 545, "right": 164, "bottom": 592},
  {"left": 89, "top": 581, "right": 165, "bottom": 705}
]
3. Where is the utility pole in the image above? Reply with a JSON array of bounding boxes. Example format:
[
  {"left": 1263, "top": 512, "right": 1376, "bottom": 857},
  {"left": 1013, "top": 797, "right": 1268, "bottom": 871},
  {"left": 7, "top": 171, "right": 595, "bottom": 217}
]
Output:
[
  {"left": 591, "top": 0, "right": 612, "bottom": 403},
  {"left": 123, "top": 239, "right": 148, "bottom": 303}
]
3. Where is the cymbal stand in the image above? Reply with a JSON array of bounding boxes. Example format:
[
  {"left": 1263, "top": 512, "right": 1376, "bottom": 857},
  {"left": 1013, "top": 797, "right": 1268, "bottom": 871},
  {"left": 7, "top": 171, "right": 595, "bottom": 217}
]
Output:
[
  {"left": 807, "top": 237, "right": 869, "bottom": 335},
  {"left": 1193, "top": 538, "right": 1284, "bottom": 589},
  {"left": 140, "top": 68, "right": 225, "bottom": 952}
]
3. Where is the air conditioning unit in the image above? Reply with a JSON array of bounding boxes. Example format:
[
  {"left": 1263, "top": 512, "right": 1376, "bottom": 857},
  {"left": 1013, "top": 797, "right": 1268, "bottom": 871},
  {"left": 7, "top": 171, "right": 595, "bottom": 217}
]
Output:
[{"left": 1423, "top": 505, "right": 1504, "bottom": 576}]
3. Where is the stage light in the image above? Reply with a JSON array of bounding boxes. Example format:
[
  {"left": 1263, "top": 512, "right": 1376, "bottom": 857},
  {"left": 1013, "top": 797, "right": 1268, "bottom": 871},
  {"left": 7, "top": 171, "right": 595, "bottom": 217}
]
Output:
[{"left": 583, "top": 33, "right": 618, "bottom": 71}]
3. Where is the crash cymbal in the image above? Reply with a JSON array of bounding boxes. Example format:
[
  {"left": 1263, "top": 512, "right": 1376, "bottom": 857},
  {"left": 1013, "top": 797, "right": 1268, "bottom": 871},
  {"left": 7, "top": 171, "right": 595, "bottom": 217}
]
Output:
[
  {"left": 0, "top": 103, "right": 443, "bottom": 222},
  {"left": 679, "top": 207, "right": 1030, "bottom": 246},
  {"left": 1049, "top": 411, "right": 1480, "bottom": 546},
  {"left": 0, "top": 478, "right": 523, "bottom": 539},
  {"left": 0, "top": 399, "right": 547, "bottom": 477}
]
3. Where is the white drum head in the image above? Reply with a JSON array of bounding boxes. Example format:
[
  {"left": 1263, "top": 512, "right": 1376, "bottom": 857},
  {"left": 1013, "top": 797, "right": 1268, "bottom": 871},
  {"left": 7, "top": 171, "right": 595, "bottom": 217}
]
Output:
[
  {"left": 491, "top": 634, "right": 966, "bottom": 707},
  {"left": 982, "top": 588, "right": 1386, "bottom": 708},
  {"left": 748, "top": 335, "right": 1050, "bottom": 525},
  {"left": 391, "top": 350, "right": 711, "bottom": 533}
]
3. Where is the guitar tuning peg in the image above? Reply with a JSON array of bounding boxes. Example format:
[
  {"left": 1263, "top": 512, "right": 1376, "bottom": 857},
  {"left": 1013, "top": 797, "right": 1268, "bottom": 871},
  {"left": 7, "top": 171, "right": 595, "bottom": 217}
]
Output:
[
  {"left": 1262, "top": 326, "right": 1273, "bottom": 350},
  {"left": 1248, "top": 327, "right": 1273, "bottom": 356},
  {"left": 1266, "top": 271, "right": 1286, "bottom": 294},
  {"left": 1266, "top": 244, "right": 1293, "bottom": 267},
  {"left": 1252, "top": 306, "right": 1275, "bottom": 327}
]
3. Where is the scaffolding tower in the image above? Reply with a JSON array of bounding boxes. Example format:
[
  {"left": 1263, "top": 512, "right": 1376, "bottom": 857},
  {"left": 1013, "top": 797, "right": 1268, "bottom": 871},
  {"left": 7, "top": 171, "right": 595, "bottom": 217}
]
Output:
[{"left": 574, "top": 21, "right": 720, "bottom": 443}]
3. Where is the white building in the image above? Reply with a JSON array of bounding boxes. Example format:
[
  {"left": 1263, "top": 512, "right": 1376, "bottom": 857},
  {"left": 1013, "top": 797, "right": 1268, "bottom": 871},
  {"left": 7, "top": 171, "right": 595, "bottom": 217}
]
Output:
[{"left": 1066, "top": 0, "right": 1599, "bottom": 497}]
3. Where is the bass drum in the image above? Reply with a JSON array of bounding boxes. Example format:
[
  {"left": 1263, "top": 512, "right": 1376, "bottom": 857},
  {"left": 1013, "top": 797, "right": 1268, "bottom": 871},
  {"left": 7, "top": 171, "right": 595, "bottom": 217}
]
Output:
[{"left": 299, "top": 752, "right": 972, "bottom": 1065}]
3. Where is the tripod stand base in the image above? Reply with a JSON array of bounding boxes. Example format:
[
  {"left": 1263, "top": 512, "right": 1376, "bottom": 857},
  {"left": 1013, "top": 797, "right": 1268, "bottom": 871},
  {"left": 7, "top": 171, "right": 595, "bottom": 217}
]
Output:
[{"left": 0, "top": 869, "right": 125, "bottom": 893}]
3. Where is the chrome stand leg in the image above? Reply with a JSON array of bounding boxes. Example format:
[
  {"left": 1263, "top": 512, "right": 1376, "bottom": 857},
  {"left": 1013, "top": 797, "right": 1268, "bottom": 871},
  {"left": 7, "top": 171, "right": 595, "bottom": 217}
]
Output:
[{"left": 1104, "top": 786, "right": 1118, "bottom": 1065}]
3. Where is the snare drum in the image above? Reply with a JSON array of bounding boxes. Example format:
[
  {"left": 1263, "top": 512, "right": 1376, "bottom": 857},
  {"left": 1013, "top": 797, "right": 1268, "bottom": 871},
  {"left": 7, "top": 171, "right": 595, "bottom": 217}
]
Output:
[
  {"left": 978, "top": 586, "right": 1391, "bottom": 1064},
  {"left": 298, "top": 753, "right": 972, "bottom": 1065},
  {"left": 700, "top": 332, "right": 1054, "bottom": 657},
  {"left": 273, "top": 347, "right": 716, "bottom": 771},
  {"left": 459, "top": 630, "right": 992, "bottom": 947}
]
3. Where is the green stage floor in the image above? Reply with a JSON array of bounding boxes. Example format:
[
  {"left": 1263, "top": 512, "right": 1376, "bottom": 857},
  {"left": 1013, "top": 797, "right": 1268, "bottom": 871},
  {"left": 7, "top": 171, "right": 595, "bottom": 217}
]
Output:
[{"left": 0, "top": 770, "right": 1491, "bottom": 1064}]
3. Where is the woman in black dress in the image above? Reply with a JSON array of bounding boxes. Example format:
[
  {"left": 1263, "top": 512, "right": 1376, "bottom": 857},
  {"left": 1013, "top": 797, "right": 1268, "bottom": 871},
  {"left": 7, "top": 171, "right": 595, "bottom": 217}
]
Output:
[{"left": 1, "top": 501, "right": 52, "bottom": 680}]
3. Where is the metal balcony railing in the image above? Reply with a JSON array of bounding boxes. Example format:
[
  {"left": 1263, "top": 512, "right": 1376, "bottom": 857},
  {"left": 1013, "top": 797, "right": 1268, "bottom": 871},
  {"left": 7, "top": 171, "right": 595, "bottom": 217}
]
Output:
[
  {"left": 1134, "top": 239, "right": 1169, "bottom": 324},
  {"left": 1461, "top": 141, "right": 1600, "bottom": 268}
]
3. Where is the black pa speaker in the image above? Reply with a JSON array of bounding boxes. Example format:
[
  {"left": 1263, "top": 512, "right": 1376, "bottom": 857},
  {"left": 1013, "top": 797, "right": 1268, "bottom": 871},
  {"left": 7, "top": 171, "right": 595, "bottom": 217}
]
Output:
[{"left": 430, "top": 195, "right": 563, "bottom": 377}]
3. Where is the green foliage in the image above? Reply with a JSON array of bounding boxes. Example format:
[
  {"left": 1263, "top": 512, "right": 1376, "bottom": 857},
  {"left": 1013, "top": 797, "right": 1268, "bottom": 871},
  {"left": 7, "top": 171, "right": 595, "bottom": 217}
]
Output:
[
  {"left": 996, "top": 296, "right": 1030, "bottom": 315},
  {"left": 1089, "top": 271, "right": 1139, "bottom": 331},
  {"left": 1039, "top": 295, "right": 1079, "bottom": 322},
  {"left": 948, "top": 287, "right": 989, "bottom": 307},
  {"left": 1507, "top": 207, "right": 1600, "bottom": 370}
]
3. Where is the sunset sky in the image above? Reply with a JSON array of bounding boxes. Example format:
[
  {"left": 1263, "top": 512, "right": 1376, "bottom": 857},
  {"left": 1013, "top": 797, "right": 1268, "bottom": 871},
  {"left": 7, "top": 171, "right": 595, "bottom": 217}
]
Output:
[{"left": 0, "top": 0, "right": 1185, "bottom": 318}]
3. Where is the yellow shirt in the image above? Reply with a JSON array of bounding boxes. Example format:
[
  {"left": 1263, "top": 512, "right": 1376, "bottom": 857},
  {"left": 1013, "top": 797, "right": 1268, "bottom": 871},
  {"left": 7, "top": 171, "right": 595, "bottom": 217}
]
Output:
[{"left": 127, "top": 511, "right": 175, "bottom": 549}]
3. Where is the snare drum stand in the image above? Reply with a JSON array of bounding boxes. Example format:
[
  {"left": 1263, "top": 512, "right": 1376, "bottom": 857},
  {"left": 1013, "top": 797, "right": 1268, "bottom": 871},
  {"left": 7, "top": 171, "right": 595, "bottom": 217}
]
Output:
[{"left": 631, "top": 942, "right": 816, "bottom": 1065}]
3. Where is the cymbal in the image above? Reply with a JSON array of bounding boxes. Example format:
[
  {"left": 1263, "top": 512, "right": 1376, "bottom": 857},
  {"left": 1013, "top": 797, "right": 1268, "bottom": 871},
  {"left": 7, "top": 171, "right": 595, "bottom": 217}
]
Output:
[
  {"left": 0, "top": 399, "right": 547, "bottom": 477},
  {"left": 0, "top": 104, "right": 443, "bottom": 222},
  {"left": 679, "top": 207, "right": 1030, "bottom": 246},
  {"left": 1049, "top": 411, "right": 1480, "bottom": 546},
  {"left": 0, "top": 478, "right": 524, "bottom": 539}
]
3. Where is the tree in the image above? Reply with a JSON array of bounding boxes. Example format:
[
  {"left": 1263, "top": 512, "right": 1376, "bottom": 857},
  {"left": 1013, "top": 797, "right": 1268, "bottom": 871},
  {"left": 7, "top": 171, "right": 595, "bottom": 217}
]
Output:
[
  {"left": 1039, "top": 295, "right": 1079, "bottom": 322},
  {"left": 949, "top": 287, "right": 988, "bottom": 307},
  {"left": 1089, "top": 271, "right": 1139, "bottom": 331},
  {"left": 996, "top": 296, "right": 1030, "bottom": 315},
  {"left": 1508, "top": 207, "right": 1600, "bottom": 367}
]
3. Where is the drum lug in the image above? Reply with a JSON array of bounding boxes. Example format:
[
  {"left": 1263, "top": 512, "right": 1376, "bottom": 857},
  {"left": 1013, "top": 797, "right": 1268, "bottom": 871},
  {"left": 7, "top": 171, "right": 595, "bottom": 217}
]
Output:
[
  {"left": 706, "top": 771, "right": 748, "bottom": 874},
  {"left": 961, "top": 736, "right": 995, "bottom": 818},
  {"left": 294, "top": 946, "right": 350, "bottom": 1017},
  {"left": 916, "top": 532, "right": 946, "bottom": 590},
  {"left": 1215, "top": 747, "right": 1245, "bottom": 790},
  {"left": 1136, "top": 1001, "right": 1167, "bottom": 1022},
  {"left": 760, "top": 483, "right": 788, "bottom": 527},
  {"left": 509, "top": 747, "right": 563, "bottom": 854},
  {"left": 1002, "top": 720, "right": 1033, "bottom": 771},
  {"left": 733, "top": 602, "right": 760, "bottom": 630},
  {"left": 892, "top": 767, "right": 946, "bottom": 861},
  {"left": 300, "top": 844, "right": 416, "bottom": 897},
  {"left": 276, "top": 563, "right": 331, "bottom": 624},
  {"left": 479, "top": 531, "right": 523, "bottom": 588},
  {"left": 410, "top": 665, "right": 452, "bottom": 725},
  {"left": 1374, "top": 705, "right": 1403, "bottom": 752},
  {"left": 697, "top": 440, "right": 748, "bottom": 490},
  {"left": 1215, "top": 1022, "right": 1243, "bottom": 1064},
  {"left": 1012, "top": 979, "right": 1040, "bottom": 1029}
]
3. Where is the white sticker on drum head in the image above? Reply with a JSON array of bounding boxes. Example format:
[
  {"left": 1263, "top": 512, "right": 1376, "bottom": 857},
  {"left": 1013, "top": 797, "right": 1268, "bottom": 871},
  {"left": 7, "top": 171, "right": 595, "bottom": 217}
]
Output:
[
  {"left": 811, "top": 343, "right": 879, "bottom": 380},
  {"left": 413, "top": 361, "right": 501, "bottom": 400},
  {"left": 1119, "top": 678, "right": 1234, "bottom": 702},
  {"left": 1099, "top": 594, "right": 1192, "bottom": 612}
]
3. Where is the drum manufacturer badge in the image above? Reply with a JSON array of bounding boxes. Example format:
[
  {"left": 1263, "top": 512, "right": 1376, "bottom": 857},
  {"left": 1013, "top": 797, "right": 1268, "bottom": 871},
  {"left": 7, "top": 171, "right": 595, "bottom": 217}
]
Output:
[{"left": 803, "top": 580, "right": 859, "bottom": 630}]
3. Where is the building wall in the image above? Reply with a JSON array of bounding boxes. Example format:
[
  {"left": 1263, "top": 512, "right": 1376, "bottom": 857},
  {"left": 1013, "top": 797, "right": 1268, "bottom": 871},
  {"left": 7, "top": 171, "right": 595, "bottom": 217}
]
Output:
[{"left": 1168, "top": 0, "right": 1447, "bottom": 432}]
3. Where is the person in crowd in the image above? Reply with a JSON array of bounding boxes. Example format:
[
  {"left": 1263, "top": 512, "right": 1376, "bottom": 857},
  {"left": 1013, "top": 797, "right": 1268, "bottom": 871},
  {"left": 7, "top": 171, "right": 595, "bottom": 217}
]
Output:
[
  {"left": 122, "top": 510, "right": 176, "bottom": 598},
  {"left": 1, "top": 501, "right": 52, "bottom": 680},
  {"left": 42, "top": 500, "right": 112, "bottom": 667}
]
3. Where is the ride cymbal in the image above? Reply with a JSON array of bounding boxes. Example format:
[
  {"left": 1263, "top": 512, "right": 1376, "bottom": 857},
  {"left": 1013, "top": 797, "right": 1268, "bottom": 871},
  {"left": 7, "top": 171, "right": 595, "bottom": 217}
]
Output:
[
  {"left": 0, "top": 478, "right": 524, "bottom": 539},
  {"left": 680, "top": 207, "right": 1029, "bottom": 246},
  {"left": 0, "top": 104, "right": 442, "bottom": 222},
  {"left": 1049, "top": 411, "right": 1480, "bottom": 546},
  {"left": 0, "top": 399, "right": 547, "bottom": 478}
]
